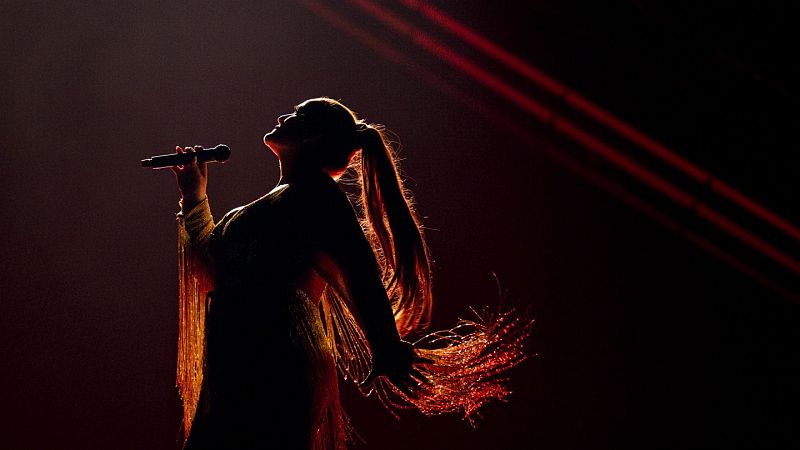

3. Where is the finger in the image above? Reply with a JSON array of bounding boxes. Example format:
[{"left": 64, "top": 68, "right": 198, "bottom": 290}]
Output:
[
  {"left": 173, "top": 146, "right": 185, "bottom": 171},
  {"left": 414, "top": 354, "right": 434, "bottom": 365},
  {"left": 394, "top": 378, "right": 414, "bottom": 397},
  {"left": 185, "top": 146, "right": 198, "bottom": 168},
  {"left": 194, "top": 145, "right": 207, "bottom": 176},
  {"left": 409, "top": 367, "right": 430, "bottom": 385},
  {"left": 179, "top": 145, "right": 194, "bottom": 169}
]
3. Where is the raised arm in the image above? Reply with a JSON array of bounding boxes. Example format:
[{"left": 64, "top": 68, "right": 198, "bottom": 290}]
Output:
[
  {"left": 173, "top": 145, "right": 214, "bottom": 256},
  {"left": 173, "top": 146, "right": 215, "bottom": 434}
]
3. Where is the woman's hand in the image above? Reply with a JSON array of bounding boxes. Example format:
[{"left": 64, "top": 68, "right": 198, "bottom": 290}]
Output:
[
  {"left": 360, "top": 340, "right": 432, "bottom": 396},
  {"left": 171, "top": 145, "right": 208, "bottom": 210}
]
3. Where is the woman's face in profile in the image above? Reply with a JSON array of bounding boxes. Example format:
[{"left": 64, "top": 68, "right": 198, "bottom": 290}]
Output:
[
  {"left": 264, "top": 106, "right": 307, "bottom": 156},
  {"left": 263, "top": 99, "right": 351, "bottom": 162}
]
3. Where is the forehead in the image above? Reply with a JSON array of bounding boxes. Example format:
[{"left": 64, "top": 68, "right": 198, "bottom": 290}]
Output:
[
  {"left": 295, "top": 100, "right": 348, "bottom": 123},
  {"left": 295, "top": 99, "right": 327, "bottom": 112},
  {"left": 291, "top": 99, "right": 356, "bottom": 134}
]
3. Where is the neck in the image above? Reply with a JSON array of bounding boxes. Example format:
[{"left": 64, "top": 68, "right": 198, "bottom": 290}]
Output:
[{"left": 278, "top": 158, "right": 326, "bottom": 186}]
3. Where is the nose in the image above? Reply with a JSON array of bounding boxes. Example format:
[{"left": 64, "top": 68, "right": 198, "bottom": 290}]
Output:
[{"left": 277, "top": 114, "right": 292, "bottom": 125}]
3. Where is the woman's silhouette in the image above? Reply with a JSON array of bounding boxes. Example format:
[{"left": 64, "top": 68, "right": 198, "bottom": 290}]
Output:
[{"left": 171, "top": 98, "right": 531, "bottom": 450}]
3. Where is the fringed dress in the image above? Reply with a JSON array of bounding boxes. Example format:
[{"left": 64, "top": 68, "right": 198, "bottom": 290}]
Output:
[{"left": 175, "top": 170, "right": 532, "bottom": 450}]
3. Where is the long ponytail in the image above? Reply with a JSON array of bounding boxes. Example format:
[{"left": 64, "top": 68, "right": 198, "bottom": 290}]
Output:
[
  {"left": 356, "top": 124, "right": 432, "bottom": 337},
  {"left": 310, "top": 99, "right": 532, "bottom": 429},
  {"left": 350, "top": 124, "right": 532, "bottom": 425}
]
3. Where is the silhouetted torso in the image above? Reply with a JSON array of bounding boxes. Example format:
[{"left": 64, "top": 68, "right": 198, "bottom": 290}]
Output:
[{"left": 184, "top": 171, "right": 345, "bottom": 450}]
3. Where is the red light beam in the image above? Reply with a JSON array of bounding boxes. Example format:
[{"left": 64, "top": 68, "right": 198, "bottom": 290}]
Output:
[
  {"left": 347, "top": 0, "right": 800, "bottom": 277},
  {"left": 399, "top": 0, "right": 800, "bottom": 244}
]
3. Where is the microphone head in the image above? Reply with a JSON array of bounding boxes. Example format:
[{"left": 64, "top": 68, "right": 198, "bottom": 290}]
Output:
[{"left": 212, "top": 144, "right": 231, "bottom": 163}]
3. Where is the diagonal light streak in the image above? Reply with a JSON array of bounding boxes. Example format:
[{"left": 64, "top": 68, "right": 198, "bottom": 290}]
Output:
[
  {"left": 346, "top": 0, "right": 800, "bottom": 278},
  {"left": 399, "top": 0, "right": 800, "bottom": 244}
]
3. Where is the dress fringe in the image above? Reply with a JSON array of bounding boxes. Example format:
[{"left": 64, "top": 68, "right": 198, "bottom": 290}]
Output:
[
  {"left": 319, "top": 284, "right": 534, "bottom": 432},
  {"left": 310, "top": 397, "right": 355, "bottom": 450},
  {"left": 176, "top": 196, "right": 533, "bottom": 449},
  {"left": 176, "top": 199, "right": 215, "bottom": 446},
  {"left": 375, "top": 308, "right": 533, "bottom": 425}
]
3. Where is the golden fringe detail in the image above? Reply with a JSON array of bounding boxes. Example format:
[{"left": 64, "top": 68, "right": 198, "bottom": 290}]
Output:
[{"left": 176, "top": 198, "right": 214, "bottom": 446}]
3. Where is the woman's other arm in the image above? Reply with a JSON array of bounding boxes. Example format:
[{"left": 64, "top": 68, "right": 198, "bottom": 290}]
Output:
[{"left": 313, "top": 188, "right": 428, "bottom": 393}]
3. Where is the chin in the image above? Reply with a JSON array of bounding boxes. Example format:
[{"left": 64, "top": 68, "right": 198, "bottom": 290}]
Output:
[{"left": 264, "top": 132, "right": 279, "bottom": 146}]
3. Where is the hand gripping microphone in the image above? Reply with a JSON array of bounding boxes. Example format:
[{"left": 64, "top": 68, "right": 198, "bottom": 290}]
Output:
[{"left": 141, "top": 145, "right": 231, "bottom": 169}]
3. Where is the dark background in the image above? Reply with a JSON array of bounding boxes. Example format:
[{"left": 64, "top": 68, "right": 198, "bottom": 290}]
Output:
[{"left": 2, "top": 1, "right": 799, "bottom": 449}]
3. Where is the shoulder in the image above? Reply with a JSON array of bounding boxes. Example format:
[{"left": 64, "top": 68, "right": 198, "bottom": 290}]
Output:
[
  {"left": 222, "top": 205, "right": 245, "bottom": 220},
  {"left": 213, "top": 205, "right": 245, "bottom": 232}
]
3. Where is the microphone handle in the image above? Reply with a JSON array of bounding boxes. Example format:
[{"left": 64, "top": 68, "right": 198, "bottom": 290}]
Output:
[{"left": 141, "top": 145, "right": 230, "bottom": 168}]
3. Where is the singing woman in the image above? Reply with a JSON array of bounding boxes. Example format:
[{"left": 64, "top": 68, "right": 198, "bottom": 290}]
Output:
[{"left": 171, "top": 97, "right": 531, "bottom": 450}]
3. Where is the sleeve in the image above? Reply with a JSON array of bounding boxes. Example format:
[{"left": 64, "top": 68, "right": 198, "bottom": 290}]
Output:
[
  {"left": 177, "top": 196, "right": 215, "bottom": 260},
  {"left": 175, "top": 196, "right": 215, "bottom": 443}
]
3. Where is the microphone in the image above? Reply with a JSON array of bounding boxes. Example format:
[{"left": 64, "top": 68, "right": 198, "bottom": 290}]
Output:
[{"left": 141, "top": 145, "right": 231, "bottom": 169}]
